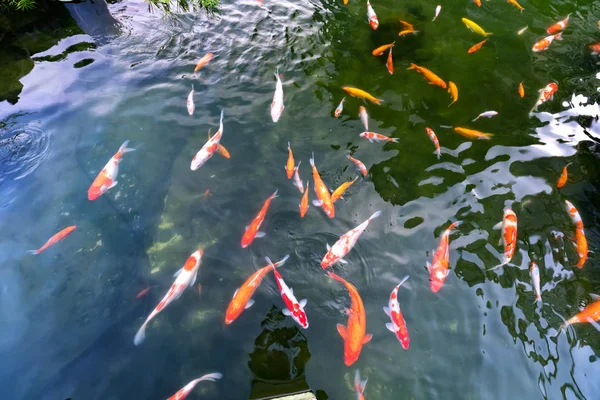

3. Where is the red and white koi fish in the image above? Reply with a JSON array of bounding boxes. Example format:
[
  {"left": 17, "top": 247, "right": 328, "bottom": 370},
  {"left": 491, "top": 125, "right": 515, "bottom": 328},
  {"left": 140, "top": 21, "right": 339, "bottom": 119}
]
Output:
[
  {"left": 359, "top": 106, "right": 369, "bottom": 131},
  {"left": 360, "top": 132, "right": 399, "bottom": 143},
  {"left": 432, "top": 5, "right": 441, "bottom": 22},
  {"left": 28, "top": 225, "right": 76, "bottom": 255},
  {"left": 530, "top": 262, "right": 542, "bottom": 303},
  {"left": 531, "top": 83, "right": 558, "bottom": 112},
  {"left": 354, "top": 369, "right": 368, "bottom": 400},
  {"left": 472, "top": 110, "right": 498, "bottom": 121},
  {"left": 328, "top": 271, "right": 372, "bottom": 366},
  {"left": 335, "top": 97, "right": 346, "bottom": 117},
  {"left": 267, "top": 257, "right": 308, "bottom": 329},
  {"left": 225, "top": 255, "right": 289, "bottom": 324},
  {"left": 241, "top": 190, "right": 278, "bottom": 248},
  {"left": 532, "top": 33, "right": 562, "bottom": 52},
  {"left": 310, "top": 152, "right": 335, "bottom": 218},
  {"left": 191, "top": 110, "right": 224, "bottom": 170},
  {"left": 383, "top": 275, "right": 410, "bottom": 349},
  {"left": 425, "top": 127, "right": 441, "bottom": 159},
  {"left": 300, "top": 181, "right": 309, "bottom": 217},
  {"left": 491, "top": 209, "right": 517, "bottom": 269},
  {"left": 187, "top": 84, "right": 195, "bottom": 116},
  {"left": 563, "top": 295, "right": 600, "bottom": 329},
  {"left": 367, "top": 0, "right": 379, "bottom": 30},
  {"left": 166, "top": 372, "right": 222, "bottom": 400},
  {"left": 347, "top": 154, "right": 368, "bottom": 177},
  {"left": 88, "top": 141, "right": 135, "bottom": 201},
  {"left": 293, "top": 161, "right": 304, "bottom": 193},
  {"left": 271, "top": 67, "right": 285, "bottom": 123},
  {"left": 547, "top": 14, "right": 570, "bottom": 35},
  {"left": 386, "top": 47, "right": 394, "bottom": 74},
  {"left": 285, "top": 141, "right": 295, "bottom": 179},
  {"left": 565, "top": 200, "right": 588, "bottom": 268},
  {"left": 321, "top": 211, "right": 381, "bottom": 268},
  {"left": 590, "top": 43, "right": 600, "bottom": 55},
  {"left": 134, "top": 250, "right": 203, "bottom": 345},
  {"left": 428, "top": 221, "right": 460, "bottom": 292}
]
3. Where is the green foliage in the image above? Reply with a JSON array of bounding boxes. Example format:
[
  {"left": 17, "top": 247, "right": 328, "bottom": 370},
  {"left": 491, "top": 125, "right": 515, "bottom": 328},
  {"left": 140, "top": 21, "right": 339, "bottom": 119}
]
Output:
[
  {"left": 146, "top": 0, "right": 219, "bottom": 13},
  {"left": 1, "top": 0, "right": 37, "bottom": 12}
]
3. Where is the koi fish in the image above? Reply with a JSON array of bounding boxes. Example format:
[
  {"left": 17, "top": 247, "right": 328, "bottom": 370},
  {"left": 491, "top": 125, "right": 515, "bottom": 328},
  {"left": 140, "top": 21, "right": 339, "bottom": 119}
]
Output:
[
  {"left": 530, "top": 262, "right": 542, "bottom": 303},
  {"left": 563, "top": 296, "right": 600, "bottom": 329},
  {"left": 286, "top": 141, "right": 295, "bottom": 179},
  {"left": 590, "top": 43, "right": 600, "bottom": 55},
  {"left": 331, "top": 176, "right": 358, "bottom": 202},
  {"left": 407, "top": 63, "right": 447, "bottom": 89},
  {"left": 88, "top": 141, "right": 135, "bottom": 201},
  {"left": 453, "top": 127, "right": 493, "bottom": 140},
  {"left": 474, "top": 0, "right": 481, "bottom": 6},
  {"left": 425, "top": 127, "right": 441, "bottom": 159},
  {"left": 565, "top": 200, "right": 588, "bottom": 268},
  {"left": 328, "top": 272, "right": 372, "bottom": 366},
  {"left": 372, "top": 42, "right": 395, "bottom": 56},
  {"left": 300, "top": 181, "right": 310, "bottom": 217},
  {"left": 367, "top": 0, "right": 379, "bottom": 30},
  {"left": 191, "top": 110, "right": 224, "bottom": 170},
  {"left": 347, "top": 154, "right": 368, "bottom": 177},
  {"left": 343, "top": 86, "right": 384, "bottom": 105},
  {"left": 187, "top": 84, "right": 195, "bottom": 116},
  {"left": 354, "top": 369, "right": 368, "bottom": 400},
  {"left": 531, "top": 83, "right": 558, "bottom": 112},
  {"left": 518, "top": 81, "right": 525, "bottom": 98},
  {"left": 462, "top": 18, "right": 492, "bottom": 37},
  {"left": 134, "top": 250, "right": 202, "bottom": 345},
  {"left": 468, "top": 39, "right": 487, "bottom": 54},
  {"left": 207, "top": 128, "right": 230, "bottom": 159},
  {"left": 321, "top": 211, "right": 381, "bottom": 268},
  {"left": 136, "top": 287, "right": 152, "bottom": 299},
  {"left": 267, "top": 257, "right": 308, "bottom": 329},
  {"left": 398, "top": 20, "right": 418, "bottom": 36},
  {"left": 271, "top": 67, "right": 285, "bottom": 123},
  {"left": 506, "top": 0, "right": 524, "bottom": 12},
  {"left": 28, "top": 225, "right": 76, "bottom": 255},
  {"left": 518, "top": 26, "right": 528, "bottom": 35},
  {"left": 557, "top": 164, "right": 569, "bottom": 188},
  {"left": 383, "top": 275, "right": 410, "bottom": 349},
  {"left": 432, "top": 5, "right": 441, "bottom": 22},
  {"left": 335, "top": 97, "right": 346, "bottom": 117},
  {"left": 448, "top": 81, "right": 458, "bottom": 106},
  {"left": 427, "top": 221, "right": 460, "bottom": 292},
  {"left": 532, "top": 33, "right": 562, "bottom": 52},
  {"left": 310, "top": 152, "right": 335, "bottom": 218},
  {"left": 293, "top": 161, "right": 304, "bottom": 193},
  {"left": 225, "top": 255, "right": 289, "bottom": 324},
  {"left": 490, "top": 209, "right": 517, "bottom": 269},
  {"left": 201, "top": 188, "right": 211, "bottom": 201},
  {"left": 241, "top": 190, "right": 279, "bottom": 248},
  {"left": 386, "top": 47, "right": 394, "bottom": 74},
  {"left": 167, "top": 373, "right": 222, "bottom": 400},
  {"left": 472, "top": 110, "right": 498, "bottom": 121},
  {"left": 360, "top": 132, "right": 399, "bottom": 143},
  {"left": 547, "top": 14, "right": 570, "bottom": 34},
  {"left": 359, "top": 106, "right": 369, "bottom": 130},
  {"left": 194, "top": 53, "right": 214, "bottom": 73}
]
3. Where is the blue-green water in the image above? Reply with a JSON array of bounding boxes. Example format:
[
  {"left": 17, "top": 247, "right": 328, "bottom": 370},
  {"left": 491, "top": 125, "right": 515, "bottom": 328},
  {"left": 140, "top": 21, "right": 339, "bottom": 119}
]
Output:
[{"left": 1, "top": 0, "right": 600, "bottom": 399}]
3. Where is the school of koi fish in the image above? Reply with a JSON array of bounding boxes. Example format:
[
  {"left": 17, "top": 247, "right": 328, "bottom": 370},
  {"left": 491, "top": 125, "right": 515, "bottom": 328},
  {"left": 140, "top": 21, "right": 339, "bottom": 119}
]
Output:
[{"left": 26, "top": 1, "right": 600, "bottom": 399}]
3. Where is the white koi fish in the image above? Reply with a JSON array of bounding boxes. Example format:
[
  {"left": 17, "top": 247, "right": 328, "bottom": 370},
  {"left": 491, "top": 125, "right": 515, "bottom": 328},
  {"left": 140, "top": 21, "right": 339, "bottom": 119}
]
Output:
[
  {"left": 267, "top": 257, "right": 308, "bottom": 328},
  {"left": 530, "top": 262, "right": 542, "bottom": 303},
  {"left": 359, "top": 106, "right": 369, "bottom": 131},
  {"left": 271, "top": 68, "right": 285, "bottom": 122},
  {"left": 472, "top": 110, "right": 498, "bottom": 121},
  {"left": 191, "top": 110, "right": 224, "bottom": 170},
  {"left": 293, "top": 161, "right": 304, "bottom": 193},
  {"left": 187, "top": 84, "right": 195, "bottom": 116},
  {"left": 432, "top": 5, "right": 441, "bottom": 22}
]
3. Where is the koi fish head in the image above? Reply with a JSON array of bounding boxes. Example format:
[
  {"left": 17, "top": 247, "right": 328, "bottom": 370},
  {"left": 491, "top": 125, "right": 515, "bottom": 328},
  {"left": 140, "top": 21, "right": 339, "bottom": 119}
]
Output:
[
  {"left": 87, "top": 184, "right": 107, "bottom": 201},
  {"left": 293, "top": 307, "right": 309, "bottom": 329},
  {"left": 369, "top": 17, "right": 379, "bottom": 30},
  {"left": 321, "top": 250, "right": 337, "bottom": 269}
]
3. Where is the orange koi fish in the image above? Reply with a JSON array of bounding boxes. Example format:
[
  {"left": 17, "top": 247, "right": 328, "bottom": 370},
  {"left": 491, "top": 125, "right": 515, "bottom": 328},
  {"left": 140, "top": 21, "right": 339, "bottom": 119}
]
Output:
[
  {"left": 531, "top": 83, "right": 558, "bottom": 112},
  {"left": 468, "top": 39, "right": 487, "bottom": 54},
  {"left": 335, "top": 97, "right": 346, "bottom": 117},
  {"left": 167, "top": 373, "right": 222, "bottom": 400},
  {"left": 398, "top": 20, "right": 418, "bottom": 37},
  {"left": 347, "top": 154, "right": 368, "bottom": 177},
  {"left": 491, "top": 209, "right": 517, "bottom": 269},
  {"left": 518, "top": 81, "right": 525, "bottom": 98},
  {"left": 532, "top": 33, "right": 562, "bottom": 52},
  {"left": 134, "top": 250, "right": 203, "bottom": 345},
  {"left": 448, "top": 81, "right": 458, "bottom": 106},
  {"left": 563, "top": 296, "right": 600, "bottom": 329},
  {"left": 201, "top": 188, "right": 212, "bottom": 201},
  {"left": 225, "top": 255, "right": 289, "bottom": 324},
  {"left": 425, "top": 127, "right": 441, "bottom": 159},
  {"left": 565, "top": 200, "right": 588, "bottom": 268},
  {"left": 386, "top": 47, "right": 394, "bottom": 75},
  {"left": 136, "top": 286, "right": 152, "bottom": 299},
  {"left": 194, "top": 53, "right": 213, "bottom": 73},
  {"left": 407, "top": 63, "right": 447, "bottom": 89},
  {"left": 547, "top": 14, "right": 570, "bottom": 35},
  {"left": 557, "top": 164, "right": 569, "bottom": 188},
  {"left": 328, "top": 272, "right": 373, "bottom": 366},
  {"left": 300, "top": 181, "right": 310, "bottom": 217},
  {"left": 88, "top": 141, "right": 135, "bottom": 201},
  {"left": 367, "top": 0, "right": 379, "bottom": 30},
  {"left": 241, "top": 190, "right": 279, "bottom": 248},
  {"left": 331, "top": 176, "right": 358, "bottom": 202},
  {"left": 285, "top": 141, "right": 295, "bottom": 179},
  {"left": 343, "top": 86, "right": 383, "bottom": 105},
  {"left": 590, "top": 43, "right": 600, "bottom": 55},
  {"left": 360, "top": 132, "right": 399, "bottom": 143},
  {"left": 474, "top": 0, "right": 481, "bottom": 6},
  {"left": 453, "top": 127, "right": 493, "bottom": 140},
  {"left": 354, "top": 369, "right": 368, "bottom": 400},
  {"left": 28, "top": 225, "right": 76, "bottom": 255},
  {"left": 372, "top": 42, "right": 394, "bottom": 56},
  {"left": 383, "top": 275, "right": 410, "bottom": 349},
  {"left": 208, "top": 128, "right": 230, "bottom": 159},
  {"left": 506, "top": 0, "right": 524, "bottom": 12},
  {"left": 310, "top": 152, "right": 335, "bottom": 218},
  {"left": 427, "top": 221, "right": 460, "bottom": 292},
  {"left": 191, "top": 110, "right": 224, "bottom": 170}
]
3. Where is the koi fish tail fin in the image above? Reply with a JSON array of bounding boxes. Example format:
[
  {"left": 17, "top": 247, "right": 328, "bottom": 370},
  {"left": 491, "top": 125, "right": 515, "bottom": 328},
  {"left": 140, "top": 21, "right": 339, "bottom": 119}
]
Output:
[
  {"left": 327, "top": 271, "right": 343, "bottom": 283},
  {"left": 219, "top": 109, "right": 224, "bottom": 125},
  {"left": 369, "top": 210, "right": 382, "bottom": 221},
  {"left": 390, "top": 137, "right": 399, "bottom": 142},
  {"left": 397, "top": 275, "right": 410, "bottom": 288},
  {"left": 119, "top": 140, "right": 136, "bottom": 154},
  {"left": 191, "top": 83, "right": 194, "bottom": 91},
  {"left": 288, "top": 141, "right": 291, "bottom": 150},
  {"left": 406, "top": 63, "right": 418, "bottom": 70},
  {"left": 271, "top": 189, "right": 279, "bottom": 199},
  {"left": 485, "top": 32, "right": 493, "bottom": 37},
  {"left": 354, "top": 369, "right": 368, "bottom": 394},
  {"left": 265, "top": 256, "right": 276, "bottom": 271},
  {"left": 488, "top": 257, "right": 509, "bottom": 270},
  {"left": 555, "top": 32, "right": 563, "bottom": 41},
  {"left": 274, "top": 254, "right": 290, "bottom": 268},
  {"left": 275, "top": 67, "right": 279, "bottom": 79},
  {"left": 309, "top": 152, "right": 315, "bottom": 167},
  {"left": 194, "top": 372, "right": 224, "bottom": 384},
  {"left": 374, "top": 98, "right": 384, "bottom": 105},
  {"left": 449, "top": 221, "right": 461, "bottom": 231},
  {"left": 27, "top": 249, "right": 40, "bottom": 255},
  {"left": 296, "top": 160, "right": 301, "bottom": 170},
  {"left": 472, "top": 117, "right": 479, "bottom": 122},
  {"left": 133, "top": 322, "right": 148, "bottom": 346}
]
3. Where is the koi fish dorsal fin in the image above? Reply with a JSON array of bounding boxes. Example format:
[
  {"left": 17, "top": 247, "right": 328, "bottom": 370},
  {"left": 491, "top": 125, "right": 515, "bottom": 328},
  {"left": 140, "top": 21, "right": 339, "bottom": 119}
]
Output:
[{"left": 337, "top": 323, "right": 348, "bottom": 339}]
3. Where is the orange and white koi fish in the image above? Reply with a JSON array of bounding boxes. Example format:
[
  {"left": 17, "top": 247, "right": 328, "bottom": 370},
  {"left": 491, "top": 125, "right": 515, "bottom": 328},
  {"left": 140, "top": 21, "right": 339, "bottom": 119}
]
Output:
[
  {"left": 335, "top": 97, "right": 346, "bottom": 117},
  {"left": 518, "top": 81, "right": 525, "bottom": 98},
  {"left": 453, "top": 127, "right": 493, "bottom": 140},
  {"left": 321, "top": 211, "right": 381, "bottom": 268},
  {"left": 225, "top": 255, "right": 289, "bottom": 324},
  {"left": 531, "top": 83, "right": 558, "bottom": 112},
  {"left": 343, "top": 86, "right": 383, "bottom": 105},
  {"left": 432, "top": 5, "right": 441, "bottom": 22},
  {"left": 557, "top": 164, "right": 569, "bottom": 188},
  {"left": 300, "top": 181, "right": 309, "bottom": 217},
  {"left": 331, "top": 177, "right": 358, "bottom": 202},
  {"left": 425, "top": 127, "right": 441, "bottom": 159},
  {"left": 187, "top": 84, "right": 195, "bottom": 116},
  {"left": 354, "top": 369, "right": 368, "bottom": 400},
  {"left": 293, "top": 161, "right": 304, "bottom": 193},
  {"left": 88, "top": 141, "right": 135, "bottom": 201},
  {"left": 134, "top": 250, "right": 203, "bottom": 345},
  {"left": 28, "top": 225, "right": 76, "bottom": 255},
  {"left": 563, "top": 295, "right": 600, "bottom": 329},
  {"left": 386, "top": 47, "right": 394, "bottom": 74},
  {"left": 347, "top": 154, "right": 368, "bottom": 177},
  {"left": 490, "top": 209, "right": 517, "bottom": 269},
  {"left": 241, "top": 190, "right": 279, "bottom": 248},
  {"left": 167, "top": 373, "right": 222, "bottom": 400},
  {"left": 383, "top": 275, "right": 410, "bottom": 349},
  {"left": 427, "top": 221, "right": 460, "bottom": 292},
  {"left": 448, "top": 81, "right": 458, "bottom": 106},
  {"left": 472, "top": 110, "right": 498, "bottom": 121},
  {"left": 474, "top": 0, "right": 481, "bottom": 6},
  {"left": 547, "top": 14, "right": 570, "bottom": 35},
  {"left": 328, "top": 272, "right": 372, "bottom": 366},
  {"left": 194, "top": 53, "right": 213, "bottom": 73},
  {"left": 286, "top": 141, "right": 295, "bottom": 179},
  {"left": 590, "top": 43, "right": 600, "bottom": 55},
  {"left": 310, "top": 152, "right": 335, "bottom": 218},
  {"left": 468, "top": 39, "right": 487, "bottom": 54},
  {"left": 267, "top": 257, "right": 309, "bottom": 329},
  {"left": 367, "top": 0, "right": 379, "bottom": 30},
  {"left": 407, "top": 63, "right": 447, "bottom": 89},
  {"left": 191, "top": 110, "right": 224, "bottom": 170},
  {"left": 506, "top": 0, "right": 524, "bottom": 12},
  {"left": 530, "top": 262, "right": 541, "bottom": 303},
  {"left": 271, "top": 67, "right": 285, "bottom": 123},
  {"left": 372, "top": 42, "right": 394, "bottom": 56},
  {"left": 565, "top": 200, "right": 588, "bottom": 268},
  {"left": 207, "top": 129, "right": 230, "bottom": 159},
  {"left": 532, "top": 33, "right": 562, "bottom": 52},
  {"left": 360, "top": 132, "right": 399, "bottom": 143},
  {"left": 359, "top": 106, "right": 369, "bottom": 130},
  {"left": 518, "top": 26, "right": 528, "bottom": 35}
]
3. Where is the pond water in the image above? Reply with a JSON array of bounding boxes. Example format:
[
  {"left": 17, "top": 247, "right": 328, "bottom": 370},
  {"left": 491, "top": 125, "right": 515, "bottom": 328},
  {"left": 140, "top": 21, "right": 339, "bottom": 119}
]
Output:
[{"left": 1, "top": 0, "right": 600, "bottom": 399}]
